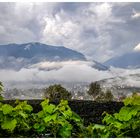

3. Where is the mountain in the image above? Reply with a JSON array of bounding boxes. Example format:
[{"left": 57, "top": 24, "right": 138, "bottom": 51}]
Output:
[
  {"left": 91, "top": 60, "right": 108, "bottom": 71},
  {"left": 0, "top": 42, "right": 108, "bottom": 71},
  {"left": 97, "top": 73, "right": 140, "bottom": 97},
  {"left": 0, "top": 42, "right": 86, "bottom": 70},
  {"left": 0, "top": 42, "right": 86, "bottom": 60},
  {"left": 104, "top": 51, "right": 140, "bottom": 69}
]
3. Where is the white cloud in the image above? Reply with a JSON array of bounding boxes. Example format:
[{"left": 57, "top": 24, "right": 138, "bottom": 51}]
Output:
[
  {"left": 40, "top": 3, "right": 125, "bottom": 62},
  {"left": 134, "top": 43, "right": 140, "bottom": 52},
  {"left": 132, "top": 9, "right": 140, "bottom": 19},
  {"left": 29, "top": 60, "right": 100, "bottom": 71},
  {"left": 0, "top": 61, "right": 112, "bottom": 84},
  {"left": 42, "top": 13, "right": 80, "bottom": 46},
  {"left": 2, "top": 63, "right": 140, "bottom": 89}
]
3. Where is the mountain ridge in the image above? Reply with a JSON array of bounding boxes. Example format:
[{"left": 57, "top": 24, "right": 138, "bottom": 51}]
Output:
[
  {"left": 104, "top": 51, "right": 140, "bottom": 69},
  {"left": 0, "top": 42, "right": 108, "bottom": 71},
  {"left": 0, "top": 42, "right": 86, "bottom": 61}
]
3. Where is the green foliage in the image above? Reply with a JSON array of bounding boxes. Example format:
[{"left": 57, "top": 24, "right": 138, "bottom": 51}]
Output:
[
  {"left": 1, "top": 104, "right": 13, "bottom": 115},
  {"left": 1, "top": 90, "right": 140, "bottom": 138},
  {"left": 102, "top": 94, "right": 140, "bottom": 137},
  {"left": 44, "top": 84, "right": 72, "bottom": 101},
  {"left": 33, "top": 99, "right": 83, "bottom": 138},
  {"left": 0, "top": 100, "right": 33, "bottom": 136},
  {"left": 1, "top": 119, "right": 17, "bottom": 132},
  {"left": 124, "top": 93, "right": 140, "bottom": 106},
  {"left": 84, "top": 124, "right": 109, "bottom": 138},
  {"left": 0, "top": 98, "right": 85, "bottom": 138}
]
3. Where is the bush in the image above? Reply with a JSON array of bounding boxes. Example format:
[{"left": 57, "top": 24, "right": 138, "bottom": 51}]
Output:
[{"left": 44, "top": 84, "right": 72, "bottom": 101}]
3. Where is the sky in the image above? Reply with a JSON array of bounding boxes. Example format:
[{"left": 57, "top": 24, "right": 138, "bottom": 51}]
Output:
[
  {"left": 0, "top": 2, "right": 140, "bottom": 62},
  {"left": 0, "top": 2, "right": 140, "bottom": 86}
]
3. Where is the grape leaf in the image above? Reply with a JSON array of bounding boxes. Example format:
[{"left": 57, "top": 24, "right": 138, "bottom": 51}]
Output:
[
  {"left": 115, "top": 106, "right": 138, "bottom": 121},
  {"left": 59, "top": 123, "right": 72, "bottom": 138},
  {"left": 2, "top": 104, "right": 13, "bottom": 115},
  {"left": 43, "top": 104, "right": 56, "bottom": 114},
  {"left": 1, "top": 119, "right": 17, "bottom": 131},
  {"left": 44, "top": 114, "right": 57, "bottom": 123}
]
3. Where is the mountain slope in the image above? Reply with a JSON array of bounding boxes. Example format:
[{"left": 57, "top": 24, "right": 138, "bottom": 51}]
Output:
[
  {"left": 0, "top": 42, "right": 86, "bottom": 70},
  {"left": 104, "top": 51, "right": 140, "bottom": 69},
  {"left": 0, "top": 42, "right": 86, "bottom": 61},
  {"left": 97, "top": 73, "right": 140, "bottom": 97},
  {"left": 91, "top": 60, "right": 108, "bottom": 71},
  {"left": 0, "top": 42, "right": 109, "bottom": 71}
]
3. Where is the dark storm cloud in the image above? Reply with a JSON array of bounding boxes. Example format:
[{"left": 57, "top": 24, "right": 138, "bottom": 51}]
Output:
[{"left": 0, "top": 2, "right": 140, "bottom": 62}]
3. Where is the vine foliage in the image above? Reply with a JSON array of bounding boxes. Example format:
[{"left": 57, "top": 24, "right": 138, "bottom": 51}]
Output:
[{"left": 0, "top": 81, "right": 140, "bottom": 138}]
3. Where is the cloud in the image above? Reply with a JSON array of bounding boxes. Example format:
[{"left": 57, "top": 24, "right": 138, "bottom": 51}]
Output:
[
  {"left": 42, "top": 12, "right": 80, "bottom": 46},
  {"left": 1, "top": 63, "right": 140, "bottom": 90},
  {"left": 102, "top": 66, "right": 140, "bottom": 88},
  {"left": 0, "top": 3, "right": 140, "bottom": 62},
  {"left": 133, "top": 43, "right": 140, "bottom": 52},
  {"left": 41, "top": 3, "right": 126, "bottom": 62},
  {"left": 29, "top": 60, "right": 94, "bottom": 71},
  {"left": 132, "top": 9, "right": 140, "bottom": 19},
  {"left": 0, "top": 61, "right": 112, "bottom": 84},
  {"left": 1, "top": 2, "right": 140, "bottom": 90}
]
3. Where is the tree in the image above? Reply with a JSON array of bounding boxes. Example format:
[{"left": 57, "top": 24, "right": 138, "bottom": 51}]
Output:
[
  {"left": 94, "top": 90, "right": 114, "bottom": 102},
  {"left": 87, "top": 82, "right": 102, "bottom": 99},
  {"left": 118, "top": 95, "right": 127, "bottom": 102},
  {"left": 0, "top": 82, "right": 3, "bottom": 100},
  {"left": 0, "top": 82, "right": 3, "bottom": 92},
  {"left": 95, "top": 92, "right": 106, "bottom": 102},
  {"left": 105, "top": 89, "right": 114, "bottom": 101},
  {"left": 132, "top": 92, "right": 138, "bottom": 96},
  {"left": 87, "top": 82, "right": 114, "bottom": 102},
  {"left": 44, "top": 84, "right": 72, "bottom": 101}
]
